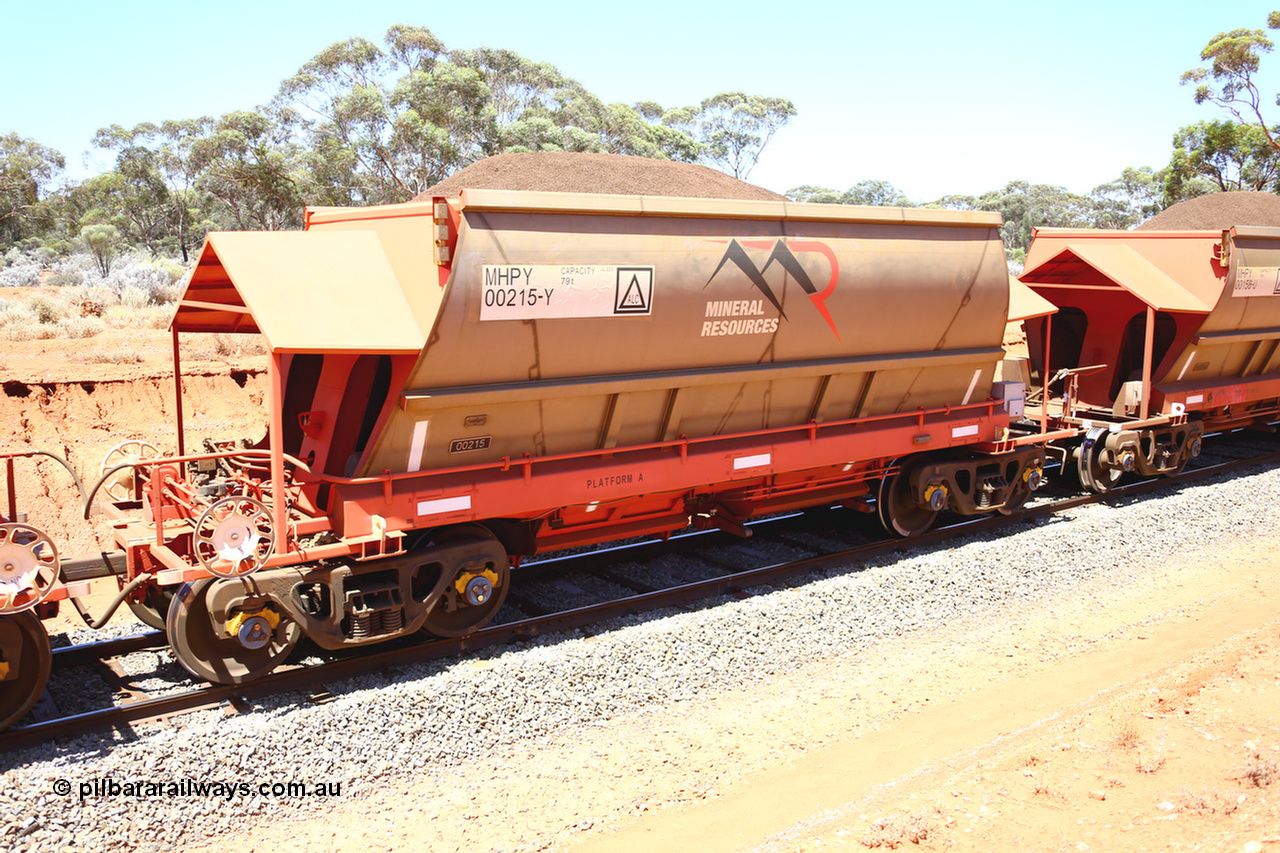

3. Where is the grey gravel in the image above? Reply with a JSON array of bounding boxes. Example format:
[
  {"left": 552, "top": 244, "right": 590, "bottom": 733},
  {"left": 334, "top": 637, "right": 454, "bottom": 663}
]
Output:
[{"left": 2, "top": 462, "right": 1278, "bottom": 852}]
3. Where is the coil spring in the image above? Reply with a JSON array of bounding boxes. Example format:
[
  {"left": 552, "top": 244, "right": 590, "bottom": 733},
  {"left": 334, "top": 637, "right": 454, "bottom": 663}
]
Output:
[
  {"left": 348, "top": 607, "right": 406, "bottom": 638},
  {"left": 976, "top": 476, "right": 1009, "bottom": 509},
  {"left": 350, "top": 610, "right": 375, "bottom": 639}
]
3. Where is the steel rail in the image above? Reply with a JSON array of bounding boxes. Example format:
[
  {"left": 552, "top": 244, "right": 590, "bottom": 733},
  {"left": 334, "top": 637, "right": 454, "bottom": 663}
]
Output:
[
  {"left": 5, "top": 442, "right": 1277, "bottom": 754},
  {"left": 50, "top": 631, "right": 167, "bottom": 668}
]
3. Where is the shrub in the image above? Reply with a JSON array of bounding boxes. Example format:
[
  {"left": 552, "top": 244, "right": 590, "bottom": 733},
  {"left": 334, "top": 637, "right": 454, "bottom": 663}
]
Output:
[
  {"left": 46, "top": 269, "right": 84, "bottom": 288},
  {"left": 149, "top": 258, "right": 187, "bottom": 284},
  {"left": 103, "top": 258, "right": 173, "bottom": 299},
  {"left": 25, "top": 293, "right": 70, "bottom": 324},
  {"left": 55, "top": 315, "right": 105, "bottom": 339},
  {"left": 153, "top": 283, "right": 182, "bottom": 304},
  {"left": 3, "top": 321, "right": 55, "bottom": 341},
  {"left": 0, "top": 264, "right": 41, "bottom": 288},
  {"left": 24, "top": 293, "right": 71, "bottom": 324},
  {"left": 0, "top": 302, "right": 37, "bottom": 325},
  {"left": 120, "top": 286, "right": 152, "bottom": 309}
]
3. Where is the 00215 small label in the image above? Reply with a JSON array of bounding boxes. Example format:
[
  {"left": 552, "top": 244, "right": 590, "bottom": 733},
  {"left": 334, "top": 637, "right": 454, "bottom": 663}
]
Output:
[{"left": 448, "top": 436, "right": 492, "bottom": 454}]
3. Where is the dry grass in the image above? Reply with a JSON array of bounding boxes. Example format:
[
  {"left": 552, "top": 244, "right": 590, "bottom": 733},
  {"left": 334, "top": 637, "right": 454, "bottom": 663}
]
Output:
[
  {"left": 182, "top": 333, "right": 268, "bottom": 362},
  {"left": 1233, "top": 752, "right": 1279, "bottom": 788},
  {"left": 859, "top": 809, "right": 942, "bottom": 849},
  {"left": 1171, "top": 787, "right": 1240, "bottom": 815},
  {"left": 0, "top": 264, "right": 181, "bottom": 341},
  {"left": 69, "top": 348, "right": 144, "bottom": 364},
  {"left": 1109, "top": 711, "right": 1144, "bottom": 751},
  {"left": 1135, "top": 734, "right": 1168, "bottom": 774}
]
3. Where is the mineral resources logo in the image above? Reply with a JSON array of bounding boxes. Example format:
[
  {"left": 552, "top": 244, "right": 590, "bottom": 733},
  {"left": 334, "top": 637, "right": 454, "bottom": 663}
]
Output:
[{"left": 702, "top": 239, "right": 841, "bottom": 340}]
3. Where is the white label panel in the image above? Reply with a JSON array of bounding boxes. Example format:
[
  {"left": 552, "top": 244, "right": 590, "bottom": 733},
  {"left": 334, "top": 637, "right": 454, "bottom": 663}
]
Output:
[
  {"left": 417, "top": 495, "right": 472, "bottom": 517},
  {"left": 406, "top": 420, "right": 429, "bottom": 473},
  {"left": 733, "top": 453, "right": 772, "bottom": 470},
  {"left": 480, "top": 265, "right": 654, "bottom": 320},
  {"left": 1186, "top": 394, "right": 1204, "bottom": 405},
  {"left": 1232, "top": 266, "right": 1280, "bottom": 297},
  {"left": 951, "top": 424, "right": 980, "bottom": 439}
]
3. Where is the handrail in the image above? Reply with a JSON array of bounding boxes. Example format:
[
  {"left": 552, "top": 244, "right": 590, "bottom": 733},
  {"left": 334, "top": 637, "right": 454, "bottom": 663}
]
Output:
[{"left": 94, "top": 397, "right": 1007, "bottom": 497}]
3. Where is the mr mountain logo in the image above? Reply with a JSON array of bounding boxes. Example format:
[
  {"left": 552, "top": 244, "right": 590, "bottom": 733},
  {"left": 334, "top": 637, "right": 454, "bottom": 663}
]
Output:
[{"left": 702, "top": 239, "right": 841, "bottom": 340}]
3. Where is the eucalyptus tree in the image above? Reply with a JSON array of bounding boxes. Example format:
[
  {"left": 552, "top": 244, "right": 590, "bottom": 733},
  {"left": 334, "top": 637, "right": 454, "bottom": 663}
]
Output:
[
  {"left": 1088, "top": 166, "right": 1166, "bottom": 229},
  {"left": 89, "top": 119, "right": 219, "bottom": 259},
  {"left": 0, "top": 133, "right": 65, "bottom": 250},
  {"left": 79, "top": 223, "right": 121, "bottom": 276},
  {"left": 685, "top": 93, "right": 795, "bottom": 180},
  {"left": 1164, "top": 120, "right": 1280, "bottom": 197},
  {"left": 1182, "top": 12, "right": 1280, "bottom": 151},
  {"left": 276, "top": 26, "right": 494, "bottom": 204},
  {"left": 190, "top": 111, "right": 309, "bottom": 231},
  {"left": 276, "top": 25, "right": 764, "bottom": 203},
  {"left": 786, "top": 180, "right": 916, "bottom": 207}
]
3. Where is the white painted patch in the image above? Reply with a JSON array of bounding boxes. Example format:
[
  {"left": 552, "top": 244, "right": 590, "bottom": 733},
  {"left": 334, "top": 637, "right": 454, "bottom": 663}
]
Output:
[
  {"left": 1177, "top": 349, "right": 1196, "bottom": 381},
  {"left": 416, "top": 495, "right": 472, "bottom": 517},
  {"left": 733, "top": 453, "right": 772, "bottom": 470},
  {"left": 407, "top": 421, "right": 429, "bottom": 473},
  {"left": 961, "top": 369, "right": 982, "bottom": 405},
  {"left": 1187, "top": 394, "right": 1204, "bottom": 405},
  {"left": 950, "top": 424, "right": 979, "bottom": 439}
]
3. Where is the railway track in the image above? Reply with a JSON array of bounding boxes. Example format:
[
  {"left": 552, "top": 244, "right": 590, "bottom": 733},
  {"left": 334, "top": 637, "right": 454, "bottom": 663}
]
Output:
[{"left": 3, "top": 430, "right": 1277, "bottom": 755}]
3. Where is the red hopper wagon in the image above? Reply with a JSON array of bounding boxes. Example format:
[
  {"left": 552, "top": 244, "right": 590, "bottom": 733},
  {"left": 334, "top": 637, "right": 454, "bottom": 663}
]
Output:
[
  {"left": 74, "top": 190, "right": 1044, "bottom": 685},
  {"left": 1019, "top": 225, "right": 1280, "bottom": 489}
]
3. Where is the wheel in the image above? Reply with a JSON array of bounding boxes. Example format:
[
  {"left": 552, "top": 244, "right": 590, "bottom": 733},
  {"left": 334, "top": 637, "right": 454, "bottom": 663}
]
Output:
[
  {"left": 192, "top": 496, "right": 275, "bottom": 578},
  {"left": 0, "top": 611, "right": 52, "bottom": 730},
  {"left": 0, "top": 523, "right": 60, "bottom": 613},
  {"left": 1077, "top": 430, "right": 1123, "bottom": 493},
  {"left": 1165, "top": 433, "right": 1201, "bottom": 478},
  {"left": 876, "top": 458, "right": 938, "bottom": 538},
  {"left": 166, "top": 578, "right": 300, "bottom": 684},
  {"left": 997, "top": 486, "right": 1031, "bottom": 516},
  {"left": 100, "top": 439, "right": 160, "bottom": 501},
  {"left": 126, "top": 583, "right": 176, "bottom": 631},
  {"left": 420, "top": 525, "right": 511, "bottom": 638}
]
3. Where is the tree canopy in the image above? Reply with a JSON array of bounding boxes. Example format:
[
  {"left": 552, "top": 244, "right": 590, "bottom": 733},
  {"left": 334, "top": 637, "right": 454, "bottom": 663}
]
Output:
[
  {"left": 1181, "top": 13, "right": 1280, "bottom": 152},
  {"left": 0, "top": 25, "right": 797, "bottom": 260},
  {"left": 9, "top": 15, "right": 1280, "bottom": 268}
]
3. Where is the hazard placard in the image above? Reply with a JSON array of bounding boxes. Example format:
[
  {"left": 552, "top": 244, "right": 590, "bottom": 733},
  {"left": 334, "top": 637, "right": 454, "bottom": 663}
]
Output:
[
  {"left": 613, "top": 268, "right": 653, "bottom": 314},
  {"left": 480, "top": 265, "right": 655, "bottom": 320}
]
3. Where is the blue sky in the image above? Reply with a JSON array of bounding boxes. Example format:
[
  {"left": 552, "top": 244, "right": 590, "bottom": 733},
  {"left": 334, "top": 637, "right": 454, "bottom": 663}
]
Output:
[{"left": 2, "top": 0, "right": 1277, "bottom": 201}]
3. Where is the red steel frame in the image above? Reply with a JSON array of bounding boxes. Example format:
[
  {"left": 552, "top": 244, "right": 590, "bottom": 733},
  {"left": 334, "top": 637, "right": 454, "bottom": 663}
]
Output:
[{"left": 117, "top": 374, "right": 1018, "bottom": 587}]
